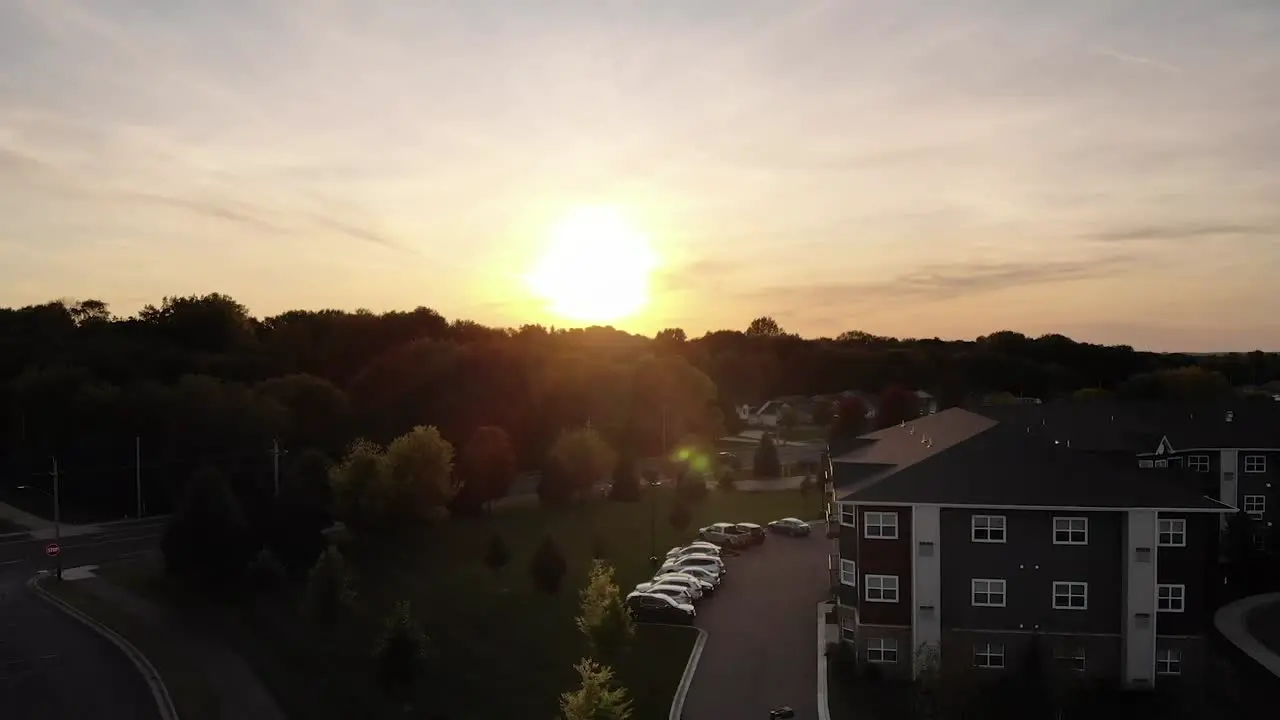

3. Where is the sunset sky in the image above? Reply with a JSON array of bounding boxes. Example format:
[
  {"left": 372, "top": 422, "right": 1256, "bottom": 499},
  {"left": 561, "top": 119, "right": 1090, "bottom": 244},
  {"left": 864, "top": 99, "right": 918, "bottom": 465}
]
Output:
[{"left": 1, "top": 0, "right": 1277, "bottom": 351}]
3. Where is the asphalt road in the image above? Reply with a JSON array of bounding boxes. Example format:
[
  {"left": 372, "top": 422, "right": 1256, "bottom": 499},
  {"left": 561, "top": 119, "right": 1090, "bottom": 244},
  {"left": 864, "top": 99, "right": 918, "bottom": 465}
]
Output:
[
  {"left": 0, "top": 518, "right": 166, "bottom": 719},
  {"left": 681, "top": 529, "right": 830, "bottom": 720}
]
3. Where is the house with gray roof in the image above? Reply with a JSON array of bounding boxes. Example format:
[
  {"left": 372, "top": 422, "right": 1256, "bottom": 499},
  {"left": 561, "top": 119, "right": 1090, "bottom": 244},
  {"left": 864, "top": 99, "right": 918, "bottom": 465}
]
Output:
[{"left": 826, "top": 408, "right": 1233, "bottom": 689}]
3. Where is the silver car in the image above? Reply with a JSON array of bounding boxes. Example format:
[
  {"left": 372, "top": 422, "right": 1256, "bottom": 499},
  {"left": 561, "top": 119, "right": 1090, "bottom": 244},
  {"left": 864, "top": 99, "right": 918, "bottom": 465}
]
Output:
[
  {"left": 638, "top": 574, "right": 707, "bottom": 599},
  {"left": 669, "top": 565, "right": 722, "bottom": 588},
  {"left": 660, "top": 553, "right": 725, "bottom": 576},
  {"left": 627, "top": 584, "right": 695, "bottom": 604},
  {"left": 666, "top": 543, "right": 722, "bottom": 559}
]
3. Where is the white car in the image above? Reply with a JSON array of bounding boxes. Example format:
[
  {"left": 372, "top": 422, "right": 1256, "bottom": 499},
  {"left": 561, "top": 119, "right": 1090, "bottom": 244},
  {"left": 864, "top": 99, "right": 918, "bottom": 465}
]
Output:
[
  {"left": 660, "top": 554, "right": 725, "bottom": 576},
  {"left": 670, "top": 565, "right": 722, "bottom": 588},
  {"left": 637, "top": 574, "right": 707, "bottom": 599},
  {"left": 698, "top": 522, "right": 750, "bottom": 547},
  {"left": 627, "top": 584, "right": 695, "bottom": 604},
  {"left": 666, "top": 543, "right": 722, "bottom": 559}
]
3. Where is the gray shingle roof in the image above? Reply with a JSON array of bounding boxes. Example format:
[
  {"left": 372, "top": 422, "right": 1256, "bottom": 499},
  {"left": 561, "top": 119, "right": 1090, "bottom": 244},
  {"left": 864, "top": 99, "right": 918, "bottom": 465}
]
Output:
[{"left": 834, "top": 408, "right": 1232, "bottom": 510}]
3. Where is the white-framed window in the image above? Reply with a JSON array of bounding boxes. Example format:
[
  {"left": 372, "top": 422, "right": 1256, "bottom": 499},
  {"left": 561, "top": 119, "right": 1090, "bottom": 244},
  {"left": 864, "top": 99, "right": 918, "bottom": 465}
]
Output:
[
  {"left": 839, "top": 559, "right": 857, "bottom": 586},
  {"left": 1187, "top": 455, "right": 1210, "bottom": 473},
  {"left": 840, "top": 616, "right": 856, "bottom": 642},
  {"left": 839, "top": 503, "right": 856, "bottom": 527},
  {"left": 1254, "top": 533, "right": 1268, "bottom": 551},
  {"left": 971, "top": 579, "right": 1006, "bottom": 607},
  {"left": 864, "top": 512, "right": 898, "bottom": 539},
  {"left": 1053, "top": 646, "right": 1086, "bottom": 672},
  {"left": 1158, "top": 518, "right": 1186, "bottom": 547},
  {"left": 1244, "top": 495, "right": 1266, "bottom": 519},
  {"left": 865, "top": 574, "right": 899, "bottom": 603},
  {"left": 867, "top": 637, "right": 898, "bottom": 663},
  {"left": 1139, "top": 459, "right": 1154, "bottom": 468},
  {"left": 1156, "top": 648, "right": 1182, "bottom": 675},
  {"left": 1154, "top": 459, "right": 1168, "bottom": 468},
  {"left": 974, "top": 642, "right": 1005, "bottom": 669},
  {"left": 1052, "top": 581, "right": 1088, "bottom": 610},
  {"left": 1244, "top": 455, "right": 1267, "bottom": 474},
  {"left": 971, "top": 515, "right": 1006, "bottom": 543},
  {"left": 1157, "top": 584, "right": 1185, "bottom": 613},
  {"left": 1053, "top": 517, "right": 1088, "bottom": 545}
]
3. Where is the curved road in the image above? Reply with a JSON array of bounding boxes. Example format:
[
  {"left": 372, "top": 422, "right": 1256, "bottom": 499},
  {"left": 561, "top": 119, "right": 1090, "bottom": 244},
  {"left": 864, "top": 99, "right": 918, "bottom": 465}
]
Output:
[{"left": 1, "top": 520, "right": 166, "bottom": 719}]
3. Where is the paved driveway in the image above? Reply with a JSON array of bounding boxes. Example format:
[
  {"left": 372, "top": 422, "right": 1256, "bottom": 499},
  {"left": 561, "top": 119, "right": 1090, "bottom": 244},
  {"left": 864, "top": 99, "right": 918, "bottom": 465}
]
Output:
[{"left": 681, "top": 529, "right": 829, "bottom": 720}]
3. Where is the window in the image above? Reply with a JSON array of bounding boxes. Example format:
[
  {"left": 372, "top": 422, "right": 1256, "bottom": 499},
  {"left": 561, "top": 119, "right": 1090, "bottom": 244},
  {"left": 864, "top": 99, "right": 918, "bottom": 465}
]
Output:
[
  {"left": 839, "top": 559, "right": 857, "bottom": 587},
  {"left": 867, "top": 637, "right": 898, "bottom": 663},
  {"left": 971, "top": 579, "right": 1006, "bottom": 607},
  {"left": 840, "top": 617, "right": 856, "bottom": 642},
  {"left": 865, "top": 574, "right": 899, "bottom": 603},
  {"left": 1156, "top": 649, "right": 1182, "bottom": 675},
  {"left": 1138, "top": 459, "right": 1154, "bottom": 468},
  {"left": 1254, "top": 533, "right": 1268, "bottom": 551},
  {"left": 1157, "top": 584, "right": 1185, "bottom": 613},
  {"left": 1154, "top": 459, "right": 1168, "bottom": 468},
  {"left": 838, "top": 503, "right": 856, "bottom": 527},
  {"left": 974, "top": 642, "right": 1005, "bottom": 669},
  {"left": 1053, "top": 517, "right": 1088, "bottom": 545},
  {"left": 971, "top": 515, "right": 1006, "bottom": 543},
  {"left": 1187, "top": 455, "right": 1210, "bottom": 473},
  {"left": 1244, "top": 495, "right": 1266, "bottom": 519},
  {"left": 1052, "top": 581, "right": 1088, "bottom": 610},
  {"left": 1244, "top": 455, "right": 1267, "bottom": 474},
  {"left": 864, "top": 512, "right": 898, "bottom": 539},
  {"left": 1158, "top": 518, "right": 1186, "bottom": 547},
  {"left": 1053, "top": 647, "right": 1086, "bottom": 673}
]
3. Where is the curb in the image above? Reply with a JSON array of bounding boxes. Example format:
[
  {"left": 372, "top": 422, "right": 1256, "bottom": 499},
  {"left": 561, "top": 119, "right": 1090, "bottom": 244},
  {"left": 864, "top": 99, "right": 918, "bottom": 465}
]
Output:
[
  {"left": 1214, "top": 591, "right": 1280, "bottom": 678},
  {"left": 817, "top": 601, "right": 833, "bottom": 720},
  {"left": 664, "top": 624, "right": 709, "bottom": 720},
  {"left": 27, "top": 573, "right": 180, "bottom": 720}
]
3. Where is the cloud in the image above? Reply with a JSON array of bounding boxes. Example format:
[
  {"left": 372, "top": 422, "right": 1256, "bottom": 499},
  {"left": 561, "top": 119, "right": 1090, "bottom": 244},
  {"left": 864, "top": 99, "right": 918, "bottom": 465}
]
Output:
[
  {"left": 1093, "top": 48, "right": 1182, "bottom": 74},
  {"left": 308, "top": 213, "right": 414, "bottom": 254},
  {"left": 1087, "top": 222, "right": 1276, "bottom": 243},
  {"left": 743, "top": 256, "right": 1141, "bottom": 309},
  {"left": 124, "top": 192, "right": 287, "bottom": 233}
]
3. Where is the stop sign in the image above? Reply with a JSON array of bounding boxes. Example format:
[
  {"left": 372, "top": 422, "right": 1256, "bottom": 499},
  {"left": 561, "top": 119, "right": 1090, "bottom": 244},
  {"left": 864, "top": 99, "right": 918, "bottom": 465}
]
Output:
[{"left": 45, "top": 543, "right": 60, "bottom": 557}]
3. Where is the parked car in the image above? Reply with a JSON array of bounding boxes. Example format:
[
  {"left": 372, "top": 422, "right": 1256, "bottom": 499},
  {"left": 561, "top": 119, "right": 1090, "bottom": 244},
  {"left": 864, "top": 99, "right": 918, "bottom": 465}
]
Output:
[
  {"left": 660, "top": 554, "right": 726, "bottom": 577},
  {"left": 698, "top": 522, "right": 750, "bottom": 547},
  {"left": 626, "top": 584, "right": 694, "bottom": 604},
  {"left": 670, "top": 565, "right": 722, "bottom": 589},
  {"left": 767, "top": 517, "right": 813, "bottom": 536},
  {"left": 665, "top": 542, "right": 722, "bottom": 559},
  {"left": 641, "top": 573, "right": 711, "bottom": 598},
  {"left": 735, "top": 522, "right": 767, "bottom": 545},
  {"left": 627, "top": 592, "right": 695, "bottom": 624}
]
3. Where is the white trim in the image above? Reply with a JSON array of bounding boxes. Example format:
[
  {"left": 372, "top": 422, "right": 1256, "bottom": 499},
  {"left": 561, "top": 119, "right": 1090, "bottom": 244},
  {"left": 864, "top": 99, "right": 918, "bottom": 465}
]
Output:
[
  {"left": 1244, "top": 495, "right": 1266, "bottom": 516},
  {"left": 971, "top": 578, "right": 1007, "bottom": 607},
  {"left": 1157, "top": 584, "right": 1185, "bottom": 613},
  {"left": 974, "top": 642, "right": 1005, "bottom": 669},
  {"left": 1052, "top": 581, "right": 1088, "bottom": 610},
  {"left": 863, "top": 512, "right": 898, "bottom": 539},
  {"left": 1156, "top": 436, "right": 1174, "bottom": 455},
  {"left": 1053, "top": 516, "right": 1089, "bottom": 545},
  {"left": 833, "top": 501, "right": 1232, "bottom": 513},
  {"left": 1146, "top": 447, "right": 1280, "bottom": 453},
  {"left": 1186, "top": 455, "right": 1211, "bottom": 473},
  {"left": 838, "top": 503, "right": 856, "bottom": 527},
  {"left": 865, "top": 574, "right": 899, "bottom": 603},
  {"left": 1138, "top": 459, "right": 1155, "bottom": 468},
  {"left": 1053, "top": 645, "right": 1087, "bottom": 673},
  {"left": 970, "top": 514, "right": 1007, "bottom": 543},
  {"left": 1157, "top": 518, "right": 1186, "bottom": 547},
  {"left": 1243, "top": 455, "right": 1268, "bottom": 474},
  {"left": 866, "top": 637, "right": 898, "bottom": 664},
  {"left": 1155, "top": 648, "right": 1182, "bottom": 675},
  {"left": 839, "top": 559, "right": 857, "bottom": 587}
]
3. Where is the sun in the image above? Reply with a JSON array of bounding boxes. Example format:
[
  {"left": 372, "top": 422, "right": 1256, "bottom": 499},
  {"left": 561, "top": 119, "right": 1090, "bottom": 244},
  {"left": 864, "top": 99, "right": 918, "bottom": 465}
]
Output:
[{"left": 526, "top": 205, "right": 658, "bottom": 324}]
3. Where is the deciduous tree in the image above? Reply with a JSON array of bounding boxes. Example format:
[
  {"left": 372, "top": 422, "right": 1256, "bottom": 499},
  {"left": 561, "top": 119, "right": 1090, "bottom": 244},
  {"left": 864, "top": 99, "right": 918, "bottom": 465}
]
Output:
[
  {"left": 302, "top": 546, "right": 356, "bottom": 626},
  {"left": 383, "top": 425, "right": 455, "bottom": 523},
  {"left": 877, "top": 385, "right": 918, "bottom": 428},
  {"left": 451, "top": 425, "right": 517, "bottom": 516},
  {"left": 161, "top": 465, "right": 257, "bottom": 587},
  {"left": 547, "top": 426, "right": 616, "bottom": 502}
]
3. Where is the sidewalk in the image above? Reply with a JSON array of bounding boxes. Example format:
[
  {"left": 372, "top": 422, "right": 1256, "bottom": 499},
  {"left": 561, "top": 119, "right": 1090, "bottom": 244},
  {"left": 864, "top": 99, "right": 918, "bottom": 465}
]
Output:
[
  {"left": 0, "top": 502, "right": 99, "bottom": 538},
  {"left": 62, "top": 574, "right": 287, "bottom": 720},
  {"left": 1215, "top": 591, "right": 1280, "bottom": 677}
]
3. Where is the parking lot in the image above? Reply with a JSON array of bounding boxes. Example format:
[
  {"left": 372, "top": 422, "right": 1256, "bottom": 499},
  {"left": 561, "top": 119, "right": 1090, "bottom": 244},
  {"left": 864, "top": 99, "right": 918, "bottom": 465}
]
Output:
[{"left": 678, "top": 526, "right": 830, "bottom": 720}]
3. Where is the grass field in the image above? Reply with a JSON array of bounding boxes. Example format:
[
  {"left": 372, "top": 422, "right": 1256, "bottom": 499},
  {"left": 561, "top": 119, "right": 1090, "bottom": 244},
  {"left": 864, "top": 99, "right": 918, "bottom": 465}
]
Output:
[
  {"left": 110, "top": 487, "right": 819, "bottom": 720},
  {"left": 0, "top": 516, "right": 29, "bottom": 534}
]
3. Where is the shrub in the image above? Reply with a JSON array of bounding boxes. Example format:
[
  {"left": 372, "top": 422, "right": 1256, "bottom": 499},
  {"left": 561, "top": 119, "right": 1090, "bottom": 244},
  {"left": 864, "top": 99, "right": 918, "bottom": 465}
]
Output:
[
  {"left": 717, "top": 471, "right": 736, "bottom": 491},
  {"left": 302, "top": 546, "right": 356, "bottom": 626},
  {"left": 374, "top": 600, "right": 426, "bottom": 705},
  {"left": 483, "top": 533, "right": 510, "bottom": 573},
  {"left": 668, "top": 502, "right": 692, "bottom": 532},
  {"left": 752, "top": 433, "right": 782, "bottom": 478},
  {"left": 530, "top": 534, "right": 568, "bottom": 594}
]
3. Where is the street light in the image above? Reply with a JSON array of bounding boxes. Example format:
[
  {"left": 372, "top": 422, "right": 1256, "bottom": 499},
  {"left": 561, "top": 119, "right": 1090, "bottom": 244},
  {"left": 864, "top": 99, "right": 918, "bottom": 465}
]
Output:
[
  {"left": 17, "top": 457, "right": 61, "bottom": 581},
  {"left": 647, "top": 473, "right": 661, "bottom": 571}
]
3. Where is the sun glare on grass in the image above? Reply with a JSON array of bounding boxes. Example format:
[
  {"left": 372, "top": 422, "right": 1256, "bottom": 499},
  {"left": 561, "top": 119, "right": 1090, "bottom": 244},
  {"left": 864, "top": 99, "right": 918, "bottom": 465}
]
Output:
[{"left": 526, "top": 205, "right": 658, "bottom": 324}]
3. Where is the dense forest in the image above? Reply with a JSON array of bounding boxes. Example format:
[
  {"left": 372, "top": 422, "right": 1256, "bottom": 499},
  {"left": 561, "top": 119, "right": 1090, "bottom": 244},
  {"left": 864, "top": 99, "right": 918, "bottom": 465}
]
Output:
[{"left": 2, "top": 294, "right": 1278, "bottom": 520}]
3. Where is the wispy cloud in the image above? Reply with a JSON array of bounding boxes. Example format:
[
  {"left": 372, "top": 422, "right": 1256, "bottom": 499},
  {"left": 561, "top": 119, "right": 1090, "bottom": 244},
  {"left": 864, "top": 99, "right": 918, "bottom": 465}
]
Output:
[
  {"left": 1088, "top": 222, "right": 1276, "bottom": 243},
  {"left": 1094, "top": 47, "right": 1182, "bottom": 74}
]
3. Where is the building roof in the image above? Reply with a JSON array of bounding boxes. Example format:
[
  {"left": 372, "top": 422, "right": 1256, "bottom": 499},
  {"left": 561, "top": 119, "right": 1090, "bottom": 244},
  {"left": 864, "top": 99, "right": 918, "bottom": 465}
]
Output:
[{"left": 834, "top": 408, "right": 1232, "bottom": 510}]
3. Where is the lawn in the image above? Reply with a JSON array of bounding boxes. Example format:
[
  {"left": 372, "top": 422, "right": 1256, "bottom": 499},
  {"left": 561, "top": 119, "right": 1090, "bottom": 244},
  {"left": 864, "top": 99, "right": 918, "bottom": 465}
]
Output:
[
  {"left": 112, "top": 487, "right": 819, "bottom": 720},
  {"left": 0, "top": 516, "right": 29, "bottom": 535}
]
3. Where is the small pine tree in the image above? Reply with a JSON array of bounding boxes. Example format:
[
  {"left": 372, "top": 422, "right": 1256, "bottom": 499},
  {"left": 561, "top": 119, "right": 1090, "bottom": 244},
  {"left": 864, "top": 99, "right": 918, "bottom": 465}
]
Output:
[
  {"left": 559, "top": 658, "right": 634, "bottom": 720},
  {"left": 575, "top": 560, "right": 635, "bottom": 664},
  {"left": 668, "top": 502, "right": 692, "bottom": 532},
  {"left": 375, "top": 600, "right": 426, "bottom": 707},
  {"left": 484, "top": 533, "right": 510, "bottom": 573},
  {"left": 302, "top": 546, "right": 356, "bottom": 626},
  {"left": 752, "top": 433, "right": 782, "bottom": 478},
  {"left": 530, "top": 534, "right": 568, "bottom": 594}
]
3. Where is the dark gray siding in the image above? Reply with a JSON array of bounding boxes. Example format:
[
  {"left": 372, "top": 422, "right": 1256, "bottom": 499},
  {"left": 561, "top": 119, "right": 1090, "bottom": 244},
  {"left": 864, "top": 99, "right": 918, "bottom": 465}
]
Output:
[
  {"left": 1156, "top": 513, "right": 1217, "bottom": 636},
  {"left": 939, "top": 509, "right": 1123, "bottom": 635}
]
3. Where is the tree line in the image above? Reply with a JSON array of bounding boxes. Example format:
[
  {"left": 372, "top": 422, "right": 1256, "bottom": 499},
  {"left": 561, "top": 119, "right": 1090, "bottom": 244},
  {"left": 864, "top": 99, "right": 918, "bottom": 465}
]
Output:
[{"left": 3, "top": 294, "right": 1278, "bottom": 518}]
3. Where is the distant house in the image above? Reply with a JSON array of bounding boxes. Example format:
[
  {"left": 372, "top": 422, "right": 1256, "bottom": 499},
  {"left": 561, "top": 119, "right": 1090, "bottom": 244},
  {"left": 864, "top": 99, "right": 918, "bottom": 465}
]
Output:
[{"left": 740, "top": 396, "right": 816, "bottom": 427}]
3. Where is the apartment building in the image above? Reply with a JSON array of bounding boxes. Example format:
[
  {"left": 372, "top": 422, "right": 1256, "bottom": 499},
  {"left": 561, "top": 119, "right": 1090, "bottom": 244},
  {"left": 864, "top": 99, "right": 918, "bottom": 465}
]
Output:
[{"left": 827, "top": 408, "right": 1232, "bottom": 688}]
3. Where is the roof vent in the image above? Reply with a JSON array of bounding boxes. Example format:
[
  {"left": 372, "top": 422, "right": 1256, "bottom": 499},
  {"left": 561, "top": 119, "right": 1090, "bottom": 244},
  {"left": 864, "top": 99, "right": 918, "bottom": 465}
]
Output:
[
  {"left": 1226, "top": 411, "right": 1234, "bottom": 423},
  {"left": 909, "top": 426, "right": 915, "bottom": 435}
]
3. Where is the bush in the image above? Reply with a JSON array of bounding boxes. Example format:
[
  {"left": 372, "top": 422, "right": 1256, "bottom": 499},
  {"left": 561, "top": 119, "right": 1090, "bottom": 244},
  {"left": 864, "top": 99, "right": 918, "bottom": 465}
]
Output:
[
  {"left": 668, "top": 502, "right": 692, "bottom": 532},
  {"left": 752, "top": 433, "right": 782, "bottom": 478},
  {"left": 484, "top": 533, "right": 510, "bottom": 573},
  {"left": 717, "top": 471, "right": 736, "bottom": 491},
  {"left": 530, "top": 534, "right": 568, "bottom": 594},
  {"left": 302, "top": 546, "right": 356, "bottom": 626}
]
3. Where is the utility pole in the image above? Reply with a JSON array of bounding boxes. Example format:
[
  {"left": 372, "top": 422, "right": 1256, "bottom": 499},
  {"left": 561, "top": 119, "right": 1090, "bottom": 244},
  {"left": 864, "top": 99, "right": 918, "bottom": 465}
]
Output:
[
  {"left": 135, "top": 436, "right": 143, "bottom": 518},
  {"left": 661, "top": 405, "right": 668, "bottom": 457},
  {"left": 271, "top": 440, "right": 284, "bottom": 496},
  {"left": 51, "top": 457, "right": 61, "bottom": 582}
]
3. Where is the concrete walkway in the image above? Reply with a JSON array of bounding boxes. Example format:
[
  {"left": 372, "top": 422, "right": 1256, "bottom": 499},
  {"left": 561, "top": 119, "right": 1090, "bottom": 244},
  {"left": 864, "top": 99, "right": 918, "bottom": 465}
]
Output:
[
  {"left": 0, "top": 502, "right": 98, "bottom": 539},
  {"left": 1214, "top": 592, "right": 1280, "bottom": 677}
]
